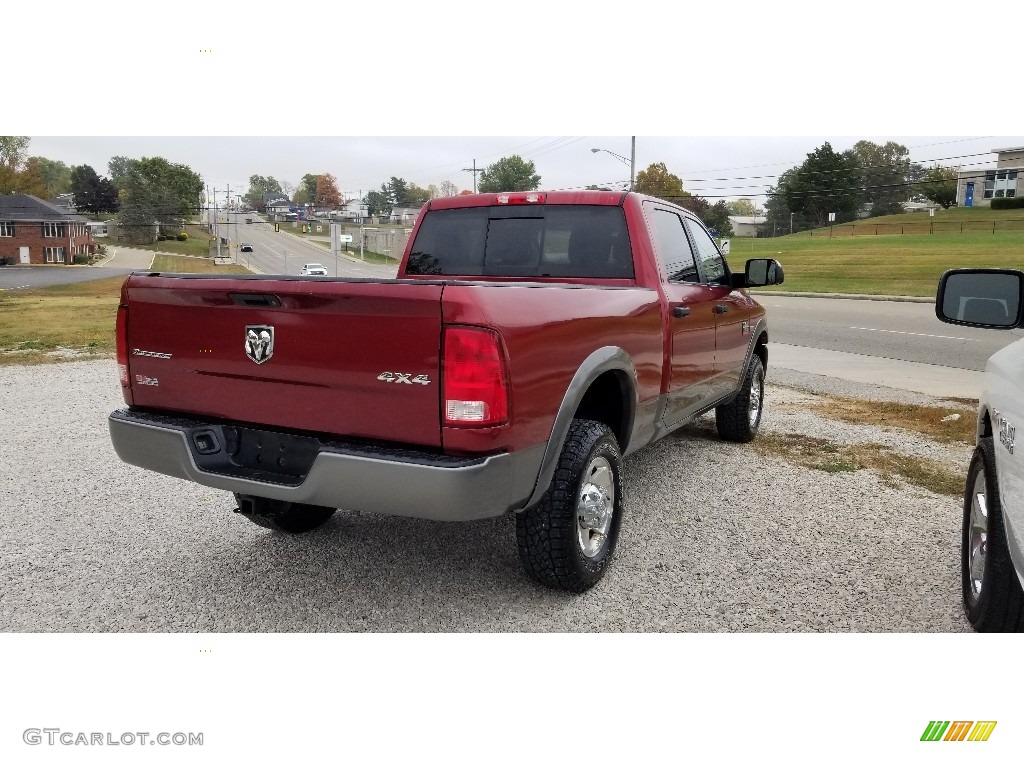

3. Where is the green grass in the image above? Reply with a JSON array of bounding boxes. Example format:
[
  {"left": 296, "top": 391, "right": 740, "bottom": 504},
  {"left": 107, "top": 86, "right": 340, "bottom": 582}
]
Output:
[
  {"left": 150, "top": 254, "right": 251, "bottom": 274},
  {"left": 96, "top": 224, "right": 215, "bottom": 258},
  {"left": 0, "top": 256, "right": 252, "bottom": 364},
  {"left": 732, "top": 213, "right": 1024, "bottom": 295}
]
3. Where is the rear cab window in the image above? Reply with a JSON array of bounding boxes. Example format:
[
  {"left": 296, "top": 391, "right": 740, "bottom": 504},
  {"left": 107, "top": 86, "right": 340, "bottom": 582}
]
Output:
[{"left": 406, "top": 205, "right": 634, "bottom": 279}]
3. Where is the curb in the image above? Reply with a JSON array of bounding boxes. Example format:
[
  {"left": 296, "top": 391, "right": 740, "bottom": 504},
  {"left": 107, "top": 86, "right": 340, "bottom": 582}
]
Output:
[{"left": 750, "top": 290, "right": 933, "bottom": 304}]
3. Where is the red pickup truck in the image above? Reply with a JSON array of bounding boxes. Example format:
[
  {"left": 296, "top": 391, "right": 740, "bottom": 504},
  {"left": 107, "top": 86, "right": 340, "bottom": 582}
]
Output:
[{"left": 109, "top": 190, "right": 783, "bottom": 592}]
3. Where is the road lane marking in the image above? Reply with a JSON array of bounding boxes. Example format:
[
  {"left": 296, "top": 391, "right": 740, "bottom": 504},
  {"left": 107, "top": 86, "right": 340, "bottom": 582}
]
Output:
[{"left": 848, "top": 326, "right": 976, "bottom": 342}]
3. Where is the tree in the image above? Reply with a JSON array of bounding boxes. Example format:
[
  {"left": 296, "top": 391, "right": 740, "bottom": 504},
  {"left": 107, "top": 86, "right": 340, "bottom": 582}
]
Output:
[
  {"left": 762, "top": 168, "right": 814, "bottom": 236},
  {"left": 70, "top": 165, "right": 120, "bottom": 214},
  {"left": 0, "top": 136, "right": 46, "bottom": 197},
  {"left": 244, "top": 175, "right": 283, "bottom": 210},
  {"left": 386, "top": 177, "right": 410, "bottom": 206},
  {"left": 30, "top": 157, "right": 72, "bottom": 199},
  {"left": 281, "top": 180, "right": 295, "bottom": 199},
  {"left": 0, "top": 136, "right": 30, "bottom": 171},
  {"left": 405, "top": 183, "right": 432, "bottom": 207},
  {"left": 364, "top": 189, "right": 389, "bottom": 217},
  {"left": 701, "top": 200, "right": 734, "bottom": 238},
  {"left": 785, "top": 142, "right": 861, "bottom": 227},
  {"left": 108, "top": 156, "right": 134, "bottom": 190},
  {"left": 478, "top": 155, "right": 541, "bottom": 193},
  {"left": 116, "top": 157, "right": 204, "bottom": 240},
  {"left": 727, "top": 198, "right": 759, "bottom": 216},
  {"left": 299, "top": 173, "right": 319, "bottom": 203},
  {"left": 315, "top": 173, "right": 342, "bottom": 208},
  {"left": 851, "top": 140, "right": 913, "bottom": 216},
  {"left": 633, "top": 162, "right": 689, "bottom": 204},
  {"left": 917, "top": 165, "right": 959, "bottom": 209},
  {"left": 439, "top": 180, "right": 459, "bottom": 198}
]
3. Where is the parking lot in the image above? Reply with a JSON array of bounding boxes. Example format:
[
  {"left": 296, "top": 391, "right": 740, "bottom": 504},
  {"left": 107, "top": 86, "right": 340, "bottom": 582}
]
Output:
[{"left": 0, "top": 358, "right": 971, "bottom": 632}]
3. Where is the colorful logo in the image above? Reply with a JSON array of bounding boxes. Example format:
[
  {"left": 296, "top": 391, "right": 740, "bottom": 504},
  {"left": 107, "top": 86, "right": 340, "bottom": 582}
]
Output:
[{"left": 921, "top": 721, "right": 996, "bottom": 742}]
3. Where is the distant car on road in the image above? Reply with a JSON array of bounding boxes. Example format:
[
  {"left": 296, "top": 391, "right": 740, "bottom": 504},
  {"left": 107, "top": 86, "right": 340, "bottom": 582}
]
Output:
[
  {"left": 240, "top": 244, "right": 253, "bottom": 253},
  {"left": 245, "top": 218, "right": 253, "bottom": 224},
  {"left": 300, "top": 263, "right": 327, "bottom": 276}
]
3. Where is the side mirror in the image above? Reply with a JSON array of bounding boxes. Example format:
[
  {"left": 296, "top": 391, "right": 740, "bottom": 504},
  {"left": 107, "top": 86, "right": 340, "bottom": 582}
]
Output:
[
  {"left": 743, "top": 258, "right": 784, "bottom": 287},
  {"left": 936, "top": 269, "right": 1024, "bottom": 329}
]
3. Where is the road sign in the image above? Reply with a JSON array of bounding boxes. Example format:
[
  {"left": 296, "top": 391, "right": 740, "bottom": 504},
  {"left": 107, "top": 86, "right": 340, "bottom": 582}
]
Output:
[{"left": 339, "top": 235, "right": 353, "bottom": 243}]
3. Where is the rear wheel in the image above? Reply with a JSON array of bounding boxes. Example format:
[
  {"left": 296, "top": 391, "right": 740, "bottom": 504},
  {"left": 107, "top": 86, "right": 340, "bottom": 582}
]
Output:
[
  {"left": 516, "top": 419, "right": 624, "bottom": 593},
  {"left": 716, "top": 353, "right": 764, "bottom": 443},
  {"left": 233, "top": 493, "right": 336, "bottom": 534},
  {"left": 961, "top": 437, "right": 1024, "bottom": 632}
]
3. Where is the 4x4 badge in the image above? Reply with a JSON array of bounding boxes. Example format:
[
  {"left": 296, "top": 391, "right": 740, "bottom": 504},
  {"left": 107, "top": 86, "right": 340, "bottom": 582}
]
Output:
[{"left": 245, "top": 325, "right": 275, "bottom": 364}]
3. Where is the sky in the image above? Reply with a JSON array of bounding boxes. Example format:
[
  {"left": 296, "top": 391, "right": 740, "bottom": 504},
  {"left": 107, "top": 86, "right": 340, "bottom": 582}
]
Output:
[{"left": 22, "top": 135, "right": 1024, "bottom": 203}]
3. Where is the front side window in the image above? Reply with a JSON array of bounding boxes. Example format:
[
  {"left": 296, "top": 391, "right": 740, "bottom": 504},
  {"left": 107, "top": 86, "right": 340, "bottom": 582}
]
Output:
[
  {"left": 684, "top": 219, "right": 729, "bottom": 285},
  {"left": 43, "top": 222, "right": 66, "bottom": 238},
  {"left": 0, "top": 222, "right": 13, "bottom": 237},
  {"left": 646, "top": 207, "right": 698, "bottom": 283}
]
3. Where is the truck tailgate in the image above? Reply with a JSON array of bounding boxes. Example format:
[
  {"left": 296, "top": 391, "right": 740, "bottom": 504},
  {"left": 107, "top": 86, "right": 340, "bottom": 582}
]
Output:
[{"left": 123, "top": 276, "right": 444, "bottom": 448}]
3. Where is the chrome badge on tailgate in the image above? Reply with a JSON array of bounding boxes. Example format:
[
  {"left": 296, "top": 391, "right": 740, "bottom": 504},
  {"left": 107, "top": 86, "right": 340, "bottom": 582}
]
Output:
[{"left": 245, "top": 325, "right": 275, "bottom": 364}]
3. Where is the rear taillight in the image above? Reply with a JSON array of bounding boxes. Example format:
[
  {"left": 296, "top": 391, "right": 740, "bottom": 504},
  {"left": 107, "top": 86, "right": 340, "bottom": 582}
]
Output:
[
  {"left": 442, "top": 327, "right": 509, "bottom": 427},
  {"left": 115, "top": 304, "right": 129, "bottom": 386}
]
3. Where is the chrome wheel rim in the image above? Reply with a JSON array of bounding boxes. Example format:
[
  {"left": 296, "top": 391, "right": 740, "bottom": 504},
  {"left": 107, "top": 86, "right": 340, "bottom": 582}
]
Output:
[
  {"left": 967, "top": 467, "right": 989, "bottom": 604},
  {"left": 576, "top": 456, "right": 615, "bottom": 559},
  {"left": 748, "top": 363, "right": 764, "bottom": 427}
]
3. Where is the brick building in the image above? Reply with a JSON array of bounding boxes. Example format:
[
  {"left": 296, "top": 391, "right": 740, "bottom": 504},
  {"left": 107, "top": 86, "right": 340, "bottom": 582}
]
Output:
[{"left": 0, "top": 194, "right": 95, "bottom": 265}]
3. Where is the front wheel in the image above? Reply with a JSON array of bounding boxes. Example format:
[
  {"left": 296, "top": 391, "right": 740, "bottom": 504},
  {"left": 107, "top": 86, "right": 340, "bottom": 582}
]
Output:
[
  {"left": 516, "top": 419, "right": 624, "bottom": 593},
  {"left": 716, "top": 353, "right": 764, "bottom": 443},
  {"left": 233, "top": 493, "right": 336, "bottom": 534},
  {"left": 961, "top": 437, "right": 1024, "bottom": 632}
]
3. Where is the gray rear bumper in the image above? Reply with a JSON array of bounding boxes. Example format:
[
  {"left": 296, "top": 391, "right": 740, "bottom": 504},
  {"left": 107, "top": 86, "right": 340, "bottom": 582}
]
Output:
[{"left": 108, "top": 409, "right": 544, "bottom": 522}]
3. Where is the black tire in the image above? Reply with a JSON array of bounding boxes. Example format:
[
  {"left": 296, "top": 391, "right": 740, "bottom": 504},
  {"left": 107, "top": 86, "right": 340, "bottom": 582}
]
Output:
[
  {"left": 516, "top": 419, "right": 624, "bottom": 593},
  {"left": 233, "top": 493, "right": 336, "bottom": 534},
  {"left": 716, "top": 353, "right": 764, "bottom": 443},
  {"left": 961, "top": 437, "right": 1024, "bottom": 632}
]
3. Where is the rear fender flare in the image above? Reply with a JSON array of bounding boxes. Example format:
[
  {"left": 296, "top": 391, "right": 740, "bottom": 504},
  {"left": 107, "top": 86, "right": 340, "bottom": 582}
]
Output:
[{"left": 519, "top": 346, "right": 637, "bottom": 511}]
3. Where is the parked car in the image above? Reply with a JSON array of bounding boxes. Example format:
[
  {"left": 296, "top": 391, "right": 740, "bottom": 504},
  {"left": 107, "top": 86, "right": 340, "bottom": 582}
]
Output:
[
  {"left": 245, "top": 218, "right": 253, "bottom": 224},
  {"left": 935, "top": 268, "right": 1024, "bottom": 631},
  {"left": 108, "top": 190, "right": 783, "bottom": 592},
  {"left": 240, "top": 243, "right": 253, "bottom": 253},
  {"left": 300, "top": 263, "right": 327, "bottom": 276}
]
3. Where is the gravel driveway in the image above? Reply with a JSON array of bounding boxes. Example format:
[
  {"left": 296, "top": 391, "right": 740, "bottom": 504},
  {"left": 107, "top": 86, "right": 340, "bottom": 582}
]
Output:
[{"left": 0, "top": 358, "right": 971, "bottom": 632}]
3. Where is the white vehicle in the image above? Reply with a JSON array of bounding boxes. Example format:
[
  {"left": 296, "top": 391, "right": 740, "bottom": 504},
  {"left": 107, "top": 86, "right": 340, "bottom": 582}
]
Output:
[
  {"left": 300, "top": 263, "right": 327, "bottom": 276},
  {"left": 936, "top": 268, "right": 1024, "bottom": 632}
]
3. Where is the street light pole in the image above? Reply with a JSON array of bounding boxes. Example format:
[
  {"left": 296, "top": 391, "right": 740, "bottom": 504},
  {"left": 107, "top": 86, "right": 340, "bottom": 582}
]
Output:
[{"left": 591, "top": 137, "right": 636, "bottom": 191}]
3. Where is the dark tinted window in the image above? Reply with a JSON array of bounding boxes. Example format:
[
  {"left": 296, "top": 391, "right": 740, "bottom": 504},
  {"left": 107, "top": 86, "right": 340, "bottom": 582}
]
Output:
[
  {"left": 647, "top": 207, "right": 699, "bottom": 283},
  {"left": 406, "top": 205, "right": 634, "bottom": 278},
  {"left": 684, "top": 219, "right": 729, "bottom": 285}
]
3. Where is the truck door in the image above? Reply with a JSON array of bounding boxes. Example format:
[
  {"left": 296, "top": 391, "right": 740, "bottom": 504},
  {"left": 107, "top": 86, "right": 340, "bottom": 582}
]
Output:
[
  {"left": 683, "top": 218, "right": 759, "bottom": 400},
  {"left": 645, "top": 204, "right": 717, "bottom": 426}
]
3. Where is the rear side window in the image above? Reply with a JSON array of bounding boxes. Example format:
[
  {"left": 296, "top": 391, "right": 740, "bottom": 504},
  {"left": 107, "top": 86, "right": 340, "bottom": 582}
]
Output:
[{"left": 406, "top": 205, "right": 634, "bottom": 278}]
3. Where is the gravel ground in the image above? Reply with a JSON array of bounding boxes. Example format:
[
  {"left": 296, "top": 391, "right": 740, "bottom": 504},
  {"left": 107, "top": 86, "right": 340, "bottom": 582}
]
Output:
[{"left": 0, "top": 358, "right": 972, "bottom": 632}]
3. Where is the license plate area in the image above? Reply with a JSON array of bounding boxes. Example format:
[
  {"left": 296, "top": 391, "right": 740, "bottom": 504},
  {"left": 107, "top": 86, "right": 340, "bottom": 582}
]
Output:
[{"left": 188, "top": 425, "right": 321, "bottom": 484}]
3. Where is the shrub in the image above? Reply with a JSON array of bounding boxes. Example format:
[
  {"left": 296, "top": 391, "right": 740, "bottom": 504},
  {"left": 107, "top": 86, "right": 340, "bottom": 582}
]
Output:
[
  {"left": 990, "top": 197, "right": 1024, "bottom": 210},
  {"left": 157, "top": 234, "right": 167, "bottom": 241},
  {"left": 177, "top": 232, "right": 188, "bottom": 241}
]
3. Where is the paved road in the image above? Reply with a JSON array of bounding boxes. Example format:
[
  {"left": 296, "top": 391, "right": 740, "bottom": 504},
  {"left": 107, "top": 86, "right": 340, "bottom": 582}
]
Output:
[
  {"left": 0, "top": 265, "right": 134, "bottom": 290},
  {"left": 759, "top": 294, "right": 1023, "bottom": 371},
  {"left": 214, "top": 212, "right": 396, "bottom": 279}
]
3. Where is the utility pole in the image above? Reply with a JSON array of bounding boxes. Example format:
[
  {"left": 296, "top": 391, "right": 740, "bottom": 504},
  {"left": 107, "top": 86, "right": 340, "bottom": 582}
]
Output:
[
  {"left": 462, "top": 159, "right": 484, "bottom": 193},
  {"left": 227, "top": 184, "right": 232, "bottom": 262},
  {"left": 629, "top": 136, "right": 636, "bottom": 192},
  {"left": 213, "top": 188, "right": 220, "bottom": 258}
]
